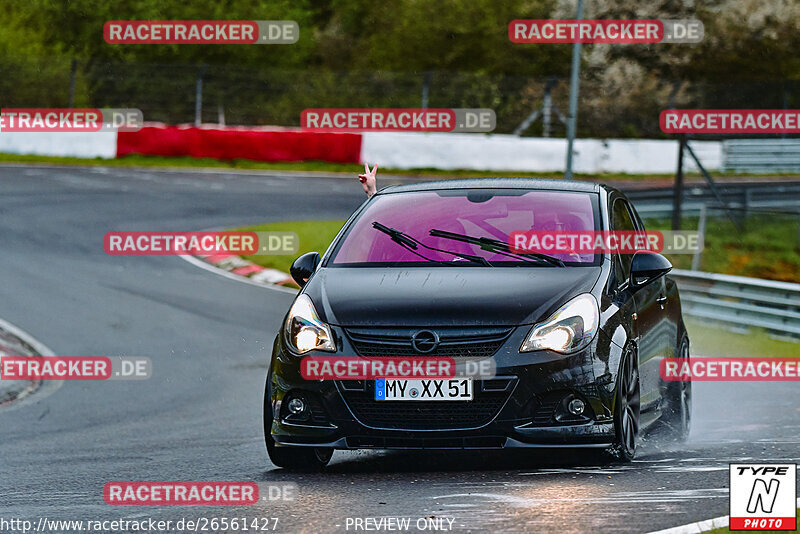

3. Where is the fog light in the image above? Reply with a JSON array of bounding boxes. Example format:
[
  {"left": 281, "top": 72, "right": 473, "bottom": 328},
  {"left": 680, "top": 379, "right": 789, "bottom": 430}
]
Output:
[
  {"left": 287, "top": 397, "right": 306, "bottom": 415},
  {"left": 568, "top": 398, "right": 585, "bottom": 416}
]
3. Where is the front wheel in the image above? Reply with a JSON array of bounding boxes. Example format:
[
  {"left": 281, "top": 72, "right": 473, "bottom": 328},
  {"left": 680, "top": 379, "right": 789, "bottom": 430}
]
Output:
[
  {"left": 610, "top": 345, "right": 640, "bottom": 462},
  {"left": 267, "top": 440, "right": 333, "bottom": 471},
  {"left": 263, "top": 376, "right": 333, "bottom": 471}
]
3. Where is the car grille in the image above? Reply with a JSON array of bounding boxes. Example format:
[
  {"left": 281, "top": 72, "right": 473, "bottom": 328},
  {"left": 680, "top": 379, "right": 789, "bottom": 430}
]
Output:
[
  {"left": 339, "top": 379, "right": 515, "bottom": 430},
  {"left": 346, "top": 436, "right": 506, "bottom": 449},
  {"left": 345, "top": 326, "right": 512, "bottom": 358}
]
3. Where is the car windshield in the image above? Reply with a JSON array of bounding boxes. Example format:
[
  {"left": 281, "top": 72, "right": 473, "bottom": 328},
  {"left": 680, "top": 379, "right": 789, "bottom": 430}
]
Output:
[{"left": 330, "top": 189, "right": 601, "bottom": 266}]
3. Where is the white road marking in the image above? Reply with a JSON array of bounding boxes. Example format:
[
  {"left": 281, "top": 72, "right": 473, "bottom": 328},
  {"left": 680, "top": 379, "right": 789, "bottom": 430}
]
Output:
[
  {"left": 646, "top": 498, "right": 800, "bottom": 534},
  {"left": 432, "top": 488, "right": 728, "bottom": 506},
  {"left": 178, "top": 254, "right": 297, "bottom": 294},
  {"left": 653, "top": 466, "right": 728, "bottom": 473}
]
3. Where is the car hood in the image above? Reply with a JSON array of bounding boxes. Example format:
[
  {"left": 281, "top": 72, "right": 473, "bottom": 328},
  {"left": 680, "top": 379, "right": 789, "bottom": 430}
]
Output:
[{"left": 304, "top": 266, "right": 603, "bottom": 327}]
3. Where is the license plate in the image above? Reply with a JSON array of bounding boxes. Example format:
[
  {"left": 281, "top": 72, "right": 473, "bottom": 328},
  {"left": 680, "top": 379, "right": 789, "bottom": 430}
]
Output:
[{"left": 374, "top": 378, "right": 473, "bottom": 401}]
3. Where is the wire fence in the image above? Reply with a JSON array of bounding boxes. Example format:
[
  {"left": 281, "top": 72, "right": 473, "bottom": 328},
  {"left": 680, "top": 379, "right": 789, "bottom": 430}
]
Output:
[
  {"left": 640, "top": 207, "right": 800, "bottom": 286},
  {"left": 5, "top": 59, "right": 800, "bottom": 138}
]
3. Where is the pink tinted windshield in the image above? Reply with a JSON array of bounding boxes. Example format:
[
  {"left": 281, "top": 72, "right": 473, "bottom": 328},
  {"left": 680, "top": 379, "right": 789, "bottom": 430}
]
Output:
[{"left": 332, "top": 190, "right": 599, "bottom": 265}]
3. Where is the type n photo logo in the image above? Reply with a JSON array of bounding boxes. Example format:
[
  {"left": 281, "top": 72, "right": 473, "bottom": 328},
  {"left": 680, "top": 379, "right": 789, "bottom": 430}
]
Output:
[{"left": 730, "top": 464, "right": 797, "bottom": 530}]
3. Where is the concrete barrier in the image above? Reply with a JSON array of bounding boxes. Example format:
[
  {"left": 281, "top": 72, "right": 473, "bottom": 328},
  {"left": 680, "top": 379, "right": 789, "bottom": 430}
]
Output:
[
  {"left": 0, "top": 131, "right": 118, "bottom": 159},
  {"left": 0, "top": 125, "right": 723, "bottom": 174},
  {"left": 361, "top": 132, "right": 722, "bottom": 174}
]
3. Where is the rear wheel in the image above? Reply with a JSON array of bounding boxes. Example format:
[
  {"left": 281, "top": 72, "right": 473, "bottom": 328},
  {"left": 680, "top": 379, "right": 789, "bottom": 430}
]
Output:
[
  {"left": 610, "top": 345, "right": 640, "bottom": 462},
  {"left": 658, "top": 337, "right": 692, "bottom": 442},
  {"left": 263, "top": 376, "right": 333, "bottom": 471}
]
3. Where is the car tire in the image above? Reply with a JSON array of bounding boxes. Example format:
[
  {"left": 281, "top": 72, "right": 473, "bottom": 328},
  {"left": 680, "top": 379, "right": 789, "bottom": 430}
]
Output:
[
  {"left": 610, "top": 344, "right": 640, "bottom": 462},
  {"left": 267, "top": 440, "right": 333, "bottom": 471},
  {"left": 657, "top": 337, "right": 692, "bottom": 442},
  {"left": 263, "top": 375, "right": 333, "bottom": 471}
]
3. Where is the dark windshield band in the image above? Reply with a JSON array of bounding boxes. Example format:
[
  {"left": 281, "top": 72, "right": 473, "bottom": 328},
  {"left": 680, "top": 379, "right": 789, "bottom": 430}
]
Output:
[{"left": 329, "top": 189, "right": 602, "bottom": 267}]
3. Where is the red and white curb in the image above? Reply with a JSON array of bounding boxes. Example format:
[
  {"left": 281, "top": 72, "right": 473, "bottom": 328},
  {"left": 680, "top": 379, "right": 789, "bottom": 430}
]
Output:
[
  {"left": 179, "top": 253, "right": 298, "bottom": 294},
  {"left": 0, "top": 317, "right": 60, "bottom": 410},
  {"left": 646, "top": 498, "right": 800, "bottom": 534}
]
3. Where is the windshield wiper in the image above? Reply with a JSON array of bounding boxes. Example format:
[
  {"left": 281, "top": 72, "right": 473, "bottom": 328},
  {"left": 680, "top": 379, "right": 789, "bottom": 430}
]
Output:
[
  {"left": 429, "top": 228, "right": 566, "bottom": 267},
  {"left": 372, "top": 222, "right": 491, "bottom": 266}
]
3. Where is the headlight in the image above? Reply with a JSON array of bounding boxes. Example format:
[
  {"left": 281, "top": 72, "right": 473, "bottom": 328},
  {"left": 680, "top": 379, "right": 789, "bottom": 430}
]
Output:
[
  {"left": 520, "top": 293, "right": 599, "bottom": 354},
  {"left": 284, "top": 294, "right": 336, "bottom": 354}
]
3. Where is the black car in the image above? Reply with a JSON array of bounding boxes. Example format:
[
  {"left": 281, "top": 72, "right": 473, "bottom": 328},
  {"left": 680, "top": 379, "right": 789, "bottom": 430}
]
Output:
[{"left": 264, "top": 179, "right": 691, "bottom": 469}]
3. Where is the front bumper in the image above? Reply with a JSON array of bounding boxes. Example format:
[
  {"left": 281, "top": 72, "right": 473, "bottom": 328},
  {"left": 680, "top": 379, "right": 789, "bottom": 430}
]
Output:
[{"left": 267, "top": 325, "right": 623, "bottom": 450}]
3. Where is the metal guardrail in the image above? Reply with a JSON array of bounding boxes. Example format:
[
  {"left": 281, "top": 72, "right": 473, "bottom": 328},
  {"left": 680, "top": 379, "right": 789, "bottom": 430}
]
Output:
[
  {"left": 635, "top": 200, "right": 800, "bottom": 218},
  {"left": 670, "top": 269, "right": 800, "bottom": 339},
  {"left": 625, "top": 180, "right": 800, "bottom": 217},
  {"left": 625, "top": 180, "right": 800, "bottom": 203},
  {"left": 723, "top": 139, "right": 800, "bottom": 173},
  {"left": 626, "top": 181, "right": 800, "bottom": 218}
]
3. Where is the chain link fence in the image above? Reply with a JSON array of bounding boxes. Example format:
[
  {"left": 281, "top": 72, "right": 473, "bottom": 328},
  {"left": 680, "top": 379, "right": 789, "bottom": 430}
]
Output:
[{"left": 3, "top": 59, "right": 800, "bottom": 138}]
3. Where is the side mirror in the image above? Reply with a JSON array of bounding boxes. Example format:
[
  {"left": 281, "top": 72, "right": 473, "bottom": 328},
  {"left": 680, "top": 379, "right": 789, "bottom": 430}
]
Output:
[
  {"left": 630, "top": 251, "right": 672, "bottom": 290},
  {"left": 290, "top": 252, "right": 320, "bottom": 288}
]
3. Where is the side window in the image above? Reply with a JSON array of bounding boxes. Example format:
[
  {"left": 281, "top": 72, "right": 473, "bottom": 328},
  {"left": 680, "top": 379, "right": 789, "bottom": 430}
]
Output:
[
  {"left": 628, "top": 202, "right": 646, "bottom": 231},
  {"left": 612, "top": 199, "right": 636, "bottom": 283}
]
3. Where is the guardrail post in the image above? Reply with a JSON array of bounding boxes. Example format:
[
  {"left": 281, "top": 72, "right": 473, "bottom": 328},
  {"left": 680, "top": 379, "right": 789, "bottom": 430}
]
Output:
[
  {"left": 672, "top": 134, "right": 686, "bottom": 230},
  {"left": 741, "top": 188, "right": 751, "bottom": 230},
  {"left": 796, "top": 209, "right": 800, "bottom": 248},
  {"left": 563, "top": 0, "right": 585, "bottom": 180},
  {"left": 421, "top": 70, "right": 433, "bottom": 109},
  {"left": 684, "top": 141, "right": 743, "bottom": 231},
  {"left": 195, "top": 64, "right": 207, "bottom": 127},
  {"left": 68, "top": 59, "right": 77, "bottom": 109},
  {"left": 691, "top": 204, "right": 706, "bottom": 271}
]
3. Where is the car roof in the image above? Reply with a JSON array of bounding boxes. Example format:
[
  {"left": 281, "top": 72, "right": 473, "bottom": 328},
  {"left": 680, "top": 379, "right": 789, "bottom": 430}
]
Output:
[{"left": 377, "top": 178, "right": 604, "bottom": 195}]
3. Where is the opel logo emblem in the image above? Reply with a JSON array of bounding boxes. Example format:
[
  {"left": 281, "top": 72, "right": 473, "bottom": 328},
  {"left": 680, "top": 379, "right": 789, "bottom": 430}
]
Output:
[{"left": 411, "top": 330, "right": 439, "bottom": 353}]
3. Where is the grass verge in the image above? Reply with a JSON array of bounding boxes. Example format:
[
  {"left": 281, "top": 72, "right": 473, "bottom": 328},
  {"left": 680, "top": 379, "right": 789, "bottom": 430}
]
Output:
[
  {"left": 707, "top": 509, "right": 799, "bottom": 533},
  {"left": 649, "top": 215, "right": 800, "bottom": 283},
  {"left": 0, "top": 152, "right": 651, "bottom": 179},
  {"left": 237, "top": 220, "right": 346, "bottom": 274},
  {"left": 685, "top": 319, "right": 799, "bottom": 357},
  {"left": 2, "top": 152, "right": 800, "bottom": 182}
]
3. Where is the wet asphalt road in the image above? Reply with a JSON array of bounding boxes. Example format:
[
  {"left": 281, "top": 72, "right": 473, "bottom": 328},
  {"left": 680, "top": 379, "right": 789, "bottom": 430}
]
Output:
[{"left": 0, "top": 164, "right": 798, "bottom": 534}]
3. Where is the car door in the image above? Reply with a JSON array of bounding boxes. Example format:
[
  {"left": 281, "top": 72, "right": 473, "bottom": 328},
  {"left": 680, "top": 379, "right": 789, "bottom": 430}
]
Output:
[
  {"left": 612, "top": 198, "right": 661, "bottom": 413},
  {"left": 628, "top": 202, "right": 677, "bottom": 391}
]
